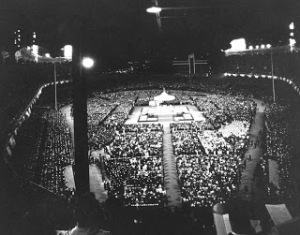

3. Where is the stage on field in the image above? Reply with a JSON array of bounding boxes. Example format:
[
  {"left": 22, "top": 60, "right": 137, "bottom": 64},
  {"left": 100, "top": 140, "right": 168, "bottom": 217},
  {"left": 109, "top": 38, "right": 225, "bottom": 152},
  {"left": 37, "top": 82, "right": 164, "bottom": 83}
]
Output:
[{"left": 126, "top": 104, "right": 205, "bottom": 124}]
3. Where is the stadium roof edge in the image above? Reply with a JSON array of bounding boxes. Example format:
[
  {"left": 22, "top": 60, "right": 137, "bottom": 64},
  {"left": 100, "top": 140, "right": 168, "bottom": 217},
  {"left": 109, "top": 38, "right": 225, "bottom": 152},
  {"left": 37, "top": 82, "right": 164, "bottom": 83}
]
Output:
[{"left": 225, "top": 45, "right": 300, "bottom": 56}]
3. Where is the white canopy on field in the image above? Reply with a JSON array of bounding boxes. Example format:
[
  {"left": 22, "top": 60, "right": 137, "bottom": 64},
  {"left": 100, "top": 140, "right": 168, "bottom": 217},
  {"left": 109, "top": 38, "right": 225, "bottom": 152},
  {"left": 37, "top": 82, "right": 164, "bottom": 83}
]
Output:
[{"left": 153, "top": 88, "right": 175, "bottom": 102}]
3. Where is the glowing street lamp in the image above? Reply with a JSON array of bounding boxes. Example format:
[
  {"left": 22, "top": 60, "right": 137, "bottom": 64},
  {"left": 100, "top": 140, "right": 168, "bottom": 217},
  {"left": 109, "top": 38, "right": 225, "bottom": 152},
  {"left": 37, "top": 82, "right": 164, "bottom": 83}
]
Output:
[{"left": 82, "top": 57, "right": 94, "bottom": 69}]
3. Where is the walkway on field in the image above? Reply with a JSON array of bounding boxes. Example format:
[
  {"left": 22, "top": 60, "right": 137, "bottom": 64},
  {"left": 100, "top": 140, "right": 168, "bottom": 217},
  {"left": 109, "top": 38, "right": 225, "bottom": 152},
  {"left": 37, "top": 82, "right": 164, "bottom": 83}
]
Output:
[
  {"left": 162, "top": 123, "right": 181, "bottom": 208},
  {"left": 238, "top": 99, "right": 266, "bottom": 200}
]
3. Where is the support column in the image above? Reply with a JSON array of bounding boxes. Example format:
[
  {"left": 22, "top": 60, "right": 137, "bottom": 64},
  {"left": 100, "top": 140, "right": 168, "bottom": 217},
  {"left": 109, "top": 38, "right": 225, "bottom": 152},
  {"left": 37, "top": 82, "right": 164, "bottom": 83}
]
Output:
[
  {"left": 72, "top": 43, "right": 90, "bottom": 196},
  {"left": 54, "top": 63, "right": 58, "bottom": 111},
  {"left": 271, "top": 50, "right": 276, "bottom": 103}
]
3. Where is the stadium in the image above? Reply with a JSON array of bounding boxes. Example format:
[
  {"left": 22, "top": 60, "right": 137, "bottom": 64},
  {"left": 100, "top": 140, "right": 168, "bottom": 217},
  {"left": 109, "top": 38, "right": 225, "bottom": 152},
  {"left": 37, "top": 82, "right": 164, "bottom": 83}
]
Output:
[{"left": 1, "top": 1, "right": 300, "bottom": 235}]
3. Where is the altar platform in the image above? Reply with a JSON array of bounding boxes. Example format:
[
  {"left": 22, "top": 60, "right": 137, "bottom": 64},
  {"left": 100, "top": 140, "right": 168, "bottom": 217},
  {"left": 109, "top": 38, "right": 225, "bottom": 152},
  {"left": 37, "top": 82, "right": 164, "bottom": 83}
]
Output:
[{"left": 125, "top": 104, "right": 205, "bottom": 124}]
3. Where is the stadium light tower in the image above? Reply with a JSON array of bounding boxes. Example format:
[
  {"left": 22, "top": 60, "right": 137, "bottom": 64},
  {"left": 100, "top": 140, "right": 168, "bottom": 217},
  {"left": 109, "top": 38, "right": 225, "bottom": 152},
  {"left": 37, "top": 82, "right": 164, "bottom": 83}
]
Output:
[
  {"left": 53, "top": 45, "right": 73, "bottom": 111},
  {"left": 146, "top": 1, "right": 248, "bottom": 32},
  {"left": 225, "top": 39, "right": 276, "bottom": 103},
  {"left": 146, "top": 0, "right": 162, "bottom": 32}
]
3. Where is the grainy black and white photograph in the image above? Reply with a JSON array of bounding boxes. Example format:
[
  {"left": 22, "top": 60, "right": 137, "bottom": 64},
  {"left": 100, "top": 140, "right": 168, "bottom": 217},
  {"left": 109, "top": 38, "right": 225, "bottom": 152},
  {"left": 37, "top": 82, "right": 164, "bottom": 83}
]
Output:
[{"left": 1, "top": 0, "right": 300, "bottom": 234}]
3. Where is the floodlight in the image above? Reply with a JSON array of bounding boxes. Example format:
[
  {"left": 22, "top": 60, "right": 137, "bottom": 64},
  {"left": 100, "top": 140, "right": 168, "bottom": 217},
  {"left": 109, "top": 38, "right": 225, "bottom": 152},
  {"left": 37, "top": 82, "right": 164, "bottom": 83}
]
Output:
[
  {"left": 289, "top": 38, "right": 296, "bottom": 46},
  {"left": 82, "top": 57, "right": 94, "bottom": 69},
  {"left": 32, "top": 45, "right": 38, "bottom": 56},
  {"left": 146, "top": 6, "right": 162, "bottom": 13},
  {"left": 64, "top": 45, "right": 72, "bottom": 60}
]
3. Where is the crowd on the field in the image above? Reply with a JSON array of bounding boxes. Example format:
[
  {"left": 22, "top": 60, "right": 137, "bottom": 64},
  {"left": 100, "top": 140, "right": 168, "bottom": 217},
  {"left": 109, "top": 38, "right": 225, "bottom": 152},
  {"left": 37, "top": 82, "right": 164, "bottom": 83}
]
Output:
[
  {"left": 171, "top": 120, "right": 246, "bottom": 207},
  {"left": 101, "top": 123, "right": 166, "bottom": 206},
  {"left": 87, "top": 91, "right": 137, "bottom": 150},
  {"left": 87, "top": 95, "right": 116, "bottom": 149},
  {"left": 167, "top": 93, "right": 256, "bottom": 207}
]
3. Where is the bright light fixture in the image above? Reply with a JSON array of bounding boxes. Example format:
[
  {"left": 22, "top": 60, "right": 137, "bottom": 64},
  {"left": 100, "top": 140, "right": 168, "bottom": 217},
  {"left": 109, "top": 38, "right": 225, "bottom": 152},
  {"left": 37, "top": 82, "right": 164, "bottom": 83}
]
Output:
[
  {"left": 146, "top": 6, "right": 162, "bottom": 13},
  {"left": 45, "top": 53, "right": 51, "bottom": 58},
  {"left": 266, "top": 44, "right": 271, "bottom": 48},
  {"left": 248, "top": 45, "right": 253, "bottom": 50},
  {"left": 289, "top": 38, "right": 296, "bottom": 46},
  {"left": 64, "top": 45, "right": 72, "bottom": 60},
  {"left": 32, "top": 45, "right": 38, "bottom": 56},
  {"left": 289, "top": 22, "right": 295, "bottom": 30},
  {"left": 229, "top": 38, "right": 246, "bottom": 51},
  {"left": 82, "top": 57, "right": 94, "bottom": 69},
  {"left": 261, "top": 44, "right": 265, "bottom": 49}
]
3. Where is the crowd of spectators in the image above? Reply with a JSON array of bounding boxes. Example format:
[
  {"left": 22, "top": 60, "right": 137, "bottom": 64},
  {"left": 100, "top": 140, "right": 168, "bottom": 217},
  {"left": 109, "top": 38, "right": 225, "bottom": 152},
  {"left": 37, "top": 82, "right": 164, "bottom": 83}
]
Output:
[
  {"left": 87, "top": 92, "right": 136, "bottom": 150},
  {"left": 87, "top": 95, "right": 116, "bottom": 150},
  {"left": 38, "top": 110, "right": 73, "bottom": 196},
  {"left": 171, "top": 120, "right": 246, "bottom": 207},
  {"left": 11, "top": 106, "right": 74, "bottom": 198},
  {"left": 263, "top": 100, "right": 298, "bottom": 209},
  {"left": 167, "top": 93, "right": 255, "bottom": 207},
  {"left": 101, "top": 123, "right": 166, "bottom": 206}
]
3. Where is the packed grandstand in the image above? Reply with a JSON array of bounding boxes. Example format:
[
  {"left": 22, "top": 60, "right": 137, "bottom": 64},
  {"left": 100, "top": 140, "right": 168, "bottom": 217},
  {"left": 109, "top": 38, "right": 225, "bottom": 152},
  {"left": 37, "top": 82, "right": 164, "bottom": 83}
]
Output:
[{"left": 1, "top": 49, "right": 300, "bottom": 235}]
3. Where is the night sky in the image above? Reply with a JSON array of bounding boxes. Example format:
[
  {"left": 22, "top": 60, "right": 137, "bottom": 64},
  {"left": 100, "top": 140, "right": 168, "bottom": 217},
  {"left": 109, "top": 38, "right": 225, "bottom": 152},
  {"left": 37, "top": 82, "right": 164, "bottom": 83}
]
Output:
[{"left": 1, "top": 0, "right": 300, "bottom": 68}]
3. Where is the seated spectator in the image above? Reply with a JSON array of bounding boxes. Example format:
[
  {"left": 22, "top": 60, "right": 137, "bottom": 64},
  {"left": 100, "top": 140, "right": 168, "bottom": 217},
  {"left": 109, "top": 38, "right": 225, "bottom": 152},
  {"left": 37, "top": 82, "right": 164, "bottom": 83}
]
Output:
[{"left": 69, "top": 193, "right": 111, "bottom": 235}]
